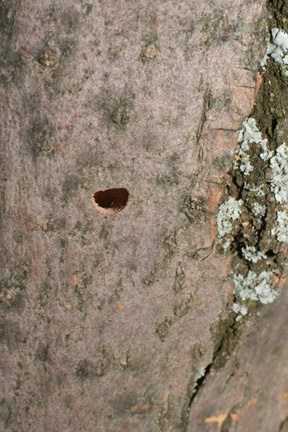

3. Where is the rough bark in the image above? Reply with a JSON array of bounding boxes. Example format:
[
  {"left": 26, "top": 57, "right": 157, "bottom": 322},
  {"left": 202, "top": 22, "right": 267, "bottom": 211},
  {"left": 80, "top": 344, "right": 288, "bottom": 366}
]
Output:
[{"left": 1, "top": 1, "right": 286, "bottom": 432}]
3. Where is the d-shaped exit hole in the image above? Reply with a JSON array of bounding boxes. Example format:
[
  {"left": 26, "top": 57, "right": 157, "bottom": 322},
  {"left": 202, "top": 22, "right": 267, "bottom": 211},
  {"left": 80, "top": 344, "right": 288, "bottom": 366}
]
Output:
[{"left": 91, "top": 188, "right": 129, "bottom": 215}]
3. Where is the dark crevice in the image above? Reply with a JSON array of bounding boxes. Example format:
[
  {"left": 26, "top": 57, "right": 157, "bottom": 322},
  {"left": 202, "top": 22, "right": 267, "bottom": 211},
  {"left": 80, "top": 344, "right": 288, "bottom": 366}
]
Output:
[
  {"left": 279, "top": 417, "right": 288, "bottom": 432},
  {"left": 182, "top": 315, "right": 241, "bottom": 431},
  {"left": 271, "top": 117, "right": 278, "bottom": 134}
]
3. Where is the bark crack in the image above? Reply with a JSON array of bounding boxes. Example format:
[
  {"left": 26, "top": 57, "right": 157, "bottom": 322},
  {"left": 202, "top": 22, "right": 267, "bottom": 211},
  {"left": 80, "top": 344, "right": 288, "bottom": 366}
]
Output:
[
  {"left": 181, "top": 315, "right": 241, "bottom": 432},
  {"left": 196, "top": 88, "right": 211, "bottom": 161}
]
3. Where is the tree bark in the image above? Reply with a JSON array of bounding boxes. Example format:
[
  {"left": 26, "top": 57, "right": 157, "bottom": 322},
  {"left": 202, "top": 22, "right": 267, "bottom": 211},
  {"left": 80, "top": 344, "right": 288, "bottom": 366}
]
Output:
[{"left": 2, "top": 1, "right": 286, "bottom": 432}]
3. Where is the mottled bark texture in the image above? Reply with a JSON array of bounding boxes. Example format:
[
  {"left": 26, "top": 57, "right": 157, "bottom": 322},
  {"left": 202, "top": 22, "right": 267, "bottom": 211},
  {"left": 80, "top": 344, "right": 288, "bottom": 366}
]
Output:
[{"left": 1, "top": 1, "right": 283, "bottom": 431}]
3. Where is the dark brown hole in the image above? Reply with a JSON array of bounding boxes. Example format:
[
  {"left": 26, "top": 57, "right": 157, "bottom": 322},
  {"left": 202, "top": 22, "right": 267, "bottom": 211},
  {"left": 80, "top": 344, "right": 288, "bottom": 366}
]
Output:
[{"left": 91, "top": 188, "right": 129, "bottom": 215}]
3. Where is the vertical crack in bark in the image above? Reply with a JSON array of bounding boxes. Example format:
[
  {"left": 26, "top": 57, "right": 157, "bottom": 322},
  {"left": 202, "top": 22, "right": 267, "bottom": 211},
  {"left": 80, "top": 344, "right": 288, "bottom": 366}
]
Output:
[
  {"left": 196, "top": 88, "right": 211, "bottom": 161},
  {"left": 181, "top": 314, "right": 241, "bottom": 432}
]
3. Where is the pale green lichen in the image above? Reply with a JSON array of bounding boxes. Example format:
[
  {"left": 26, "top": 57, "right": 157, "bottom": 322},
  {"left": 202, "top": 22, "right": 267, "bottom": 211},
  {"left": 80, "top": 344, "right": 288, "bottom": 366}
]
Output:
[
  {"left": 270, "top": 143, "right": 288, "bottom": 203},
  {"left": 242, "top": 245, "right": 267, "bottom": 263},
  {"left": 260, "top": 141, "right": 273, "bottom": 161},
  {"left": 253, "top": 202, "right": 266, "bottom": 218},
  {"left": 194, "top": 366, "right": 205, "bottom": 383},
  {"left": 253, "top": 202, "right": 266, "bottom": 223},
  {"left": 261, "top": 28, "right": 288, "bottom": 75},
  {"left": 232, "top": 303, "right": 247, "bottom": 320},
  {"left": 191, "top": 365, "right": 206, "bottom": 395},
  {"left": 243, "top": 182, "right": 265, "bottom": 196},
  {"left": 221, "top": 23, "right": 288, "bottom": 321},
  {"left": 271, "top": 210, "right": 288, "bottom": 242},
  {"left": 233, "top": 271, "right": 279, "bottom": 305},
  {"left": 240, "top": 156, "right": 254, "bottom": 175},
  {"left": 237, "top": 118, "right": 264, "bottom": 150},
  {"left": 217, "top": 197, "right": 243, "bottom": 238},
  {"left": 234, "top": 118, "right": 269, "bottom": 175}
]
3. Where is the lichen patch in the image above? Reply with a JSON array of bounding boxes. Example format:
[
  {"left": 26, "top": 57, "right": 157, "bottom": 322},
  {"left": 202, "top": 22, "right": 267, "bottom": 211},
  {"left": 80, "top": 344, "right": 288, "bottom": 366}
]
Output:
[{"left": 217, "top": 114, "right": 288, "bottom": 317}]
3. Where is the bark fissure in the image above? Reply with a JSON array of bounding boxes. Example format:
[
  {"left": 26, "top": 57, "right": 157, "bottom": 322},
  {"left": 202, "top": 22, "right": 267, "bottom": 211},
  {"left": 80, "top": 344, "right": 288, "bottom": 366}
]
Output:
[{"left": 182, "top": 315, "right": 241, "bottom": 431}]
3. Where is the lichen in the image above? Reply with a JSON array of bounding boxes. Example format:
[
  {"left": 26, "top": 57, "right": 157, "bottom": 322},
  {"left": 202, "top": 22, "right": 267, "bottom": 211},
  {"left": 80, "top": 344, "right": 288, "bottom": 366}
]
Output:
[
  {"left": 241, "top": 246, "right": 267, "bottom": 263},
  {"left": 233, "top": 117, "right": 270, "bottom": 176},
  {"left": 243, "top": 182, "right": 265, "bottom": 196},
  {"left": 253, "top": 202, "right": 266, "bottom": 218},
  {"left": 216, "top": 115, "right": 288, "bottom": 318},
  {"left": 260, "top": 141, "right": 273, "bottom": 161},
  {"left": 271, "top": 210, "right": 288, "bottom": 242},
  {"left": 231, "top": 303, "right": 247, "bottom": 320},
  {"left": 270, "top": 142, "right": 288, "bottom": 203},
  {"left": 233, "top": 271, "right": 279, "bottom": 305},
  {"left": 237, "top": 118, "right": 264, "bottom": 149},
  {"left": 193, "top": 366, "right": 206, "bottom": 383},
  {"left": 240, "top": 157, "right": 253, "bottom": 175},
  {"left": 261, "top": 28, "right": 288, "bottom": 75},
  {"left": 217, "top": 197, "right": 243, "bottom": 238}
]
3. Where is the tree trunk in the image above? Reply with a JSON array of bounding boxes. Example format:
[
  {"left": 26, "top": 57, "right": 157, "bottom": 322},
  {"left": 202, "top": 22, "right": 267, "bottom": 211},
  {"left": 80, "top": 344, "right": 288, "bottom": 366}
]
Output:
[{"left": 1, "top": 1, "right": 287, "bottom": 431}]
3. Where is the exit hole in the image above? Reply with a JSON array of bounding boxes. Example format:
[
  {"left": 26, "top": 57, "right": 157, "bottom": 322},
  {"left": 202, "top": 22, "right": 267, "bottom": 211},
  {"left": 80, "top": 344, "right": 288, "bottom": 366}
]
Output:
[{"left": 91, "top": 188, "right": 129, "bottom": 215}]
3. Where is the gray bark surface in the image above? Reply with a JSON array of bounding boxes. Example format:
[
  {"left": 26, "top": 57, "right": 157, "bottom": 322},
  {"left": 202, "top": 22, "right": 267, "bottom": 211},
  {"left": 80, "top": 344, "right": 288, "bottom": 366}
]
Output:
[{"left": 1, "top": 1, "right": 282, "bottom": 432}]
